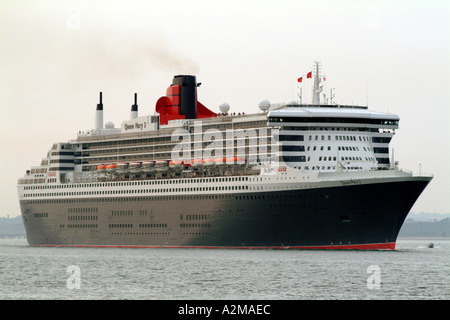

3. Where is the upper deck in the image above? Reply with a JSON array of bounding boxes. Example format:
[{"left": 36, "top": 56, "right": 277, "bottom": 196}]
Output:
[
  {"left": 18, "top": 69, "right": 403, "bottom": 187},
  {"left": 268, "top": 105, "right": 399, "bottom": 129}
]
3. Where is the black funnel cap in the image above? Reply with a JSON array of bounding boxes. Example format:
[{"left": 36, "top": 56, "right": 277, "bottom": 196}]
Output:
[
  {"left": 131, "top": 93, "right": 138, "bottom": 112},
  {"left": 172, "top": 75, "right": 197, "bottom": 119},
  {"left": 96, "top": 92, "right": 103, "bottom": 111}
]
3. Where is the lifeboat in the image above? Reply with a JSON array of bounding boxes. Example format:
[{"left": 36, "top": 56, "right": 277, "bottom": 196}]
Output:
[
  {"left": 96, "top": 164, "right": 106, "bottom": 172},
  {"left": 213, "top": 157, "right": 227, "bottom": 166},
  {"left": 182, "top": 160, "right": 192, "bottom": 168},
  {"left": 203, "top": 158, "right": 215, "bottom": 166},
  {"left": 237, "top": 156, "right": 247, "bottom": 165},
  {"left": 155, "top": 160, "right": 169, "bottom": 171},
  {"left": 191, "top": 159, "right": 204, "bottom": 167},
  {"left": 129, "top": 161, "right": 142, "bottom": 172},
  {"left": 116, "top": 162, "right": 129, "bottom": 173},
  {"left": 106, "top": 163, "right": 116, "bottom": 172},
  {"left": 142, "top": 161, "right": 155, "bottom": 172},
  {"left": 225, "top": 156, "right": 235, "bottom": 165},
  {"left": 226, "top": 156, "right": 246, "bottom": 165},
  {"left": 169, "top": 160, "right": 184, "bottom": 170}
]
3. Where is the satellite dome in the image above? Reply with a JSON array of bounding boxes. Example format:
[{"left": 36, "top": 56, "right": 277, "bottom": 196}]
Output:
[
  {"left": 287, "top": 99, "right": 299, "bottom": 106},
  {"left": 258, "top": 99, "right": 270, "bottom": 112},
  {"left": 105, "top": 121, "right": 115, "bottom": 129},
  {"left": 219, "top": 102, "right": 230, "bottom": 114}
]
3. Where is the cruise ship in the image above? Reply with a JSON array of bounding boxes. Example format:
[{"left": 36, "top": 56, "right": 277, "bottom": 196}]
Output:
[{"left": 17, "top": 63, "right": 432, "bottom": 249}]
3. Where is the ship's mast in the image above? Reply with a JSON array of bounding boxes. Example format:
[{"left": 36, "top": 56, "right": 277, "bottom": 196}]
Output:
[{"left": 312, "top": 61, "right": 323, "bottom": 105}]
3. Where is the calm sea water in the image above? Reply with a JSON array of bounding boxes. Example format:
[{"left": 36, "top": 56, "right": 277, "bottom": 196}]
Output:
[{"left": 0, "top": 239, "right": 448, "bottom": 300}]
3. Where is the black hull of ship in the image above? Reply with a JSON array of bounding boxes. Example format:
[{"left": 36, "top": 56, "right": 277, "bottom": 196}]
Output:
[{"left": 20, "top": 177, "right": 431, "bottom": 250}]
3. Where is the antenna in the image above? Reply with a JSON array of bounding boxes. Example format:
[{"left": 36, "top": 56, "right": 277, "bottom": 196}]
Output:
[{"left": 312, "top": 61, "right": 322, "bottom": 105}]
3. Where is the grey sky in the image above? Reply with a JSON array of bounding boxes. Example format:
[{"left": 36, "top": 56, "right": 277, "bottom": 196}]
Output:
[{"left": 0, "top": 0, "right": 448, "bottom": 217}]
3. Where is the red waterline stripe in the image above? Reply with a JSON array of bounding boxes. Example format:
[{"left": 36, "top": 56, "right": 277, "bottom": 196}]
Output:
[{"left": 32, "top": 242, "right": 396, "bottom": 250}]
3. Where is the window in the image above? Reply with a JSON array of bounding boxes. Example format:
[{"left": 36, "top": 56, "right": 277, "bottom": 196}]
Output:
[
  {"left": 374, "top": 147, "right": 389, "bottom": 154},
  {"left": 372, "top": 137, "right": 392, "bottom": 143},
  {"left": 377, "top": 157, "right": 390, "bottom": 164},
  {"left": 283, "top": 155, "right": 306, "bottom": 162},
  {"left": 282, "top": 145, "right": 305, "bottom": 152},
  {"left": 278, "top": 134, "right": 304, "bottom": 141}
]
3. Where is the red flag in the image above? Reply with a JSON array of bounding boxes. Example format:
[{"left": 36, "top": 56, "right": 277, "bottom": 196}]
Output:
[
  {"left": 307, "top": 72, "right": 312, "bottom": 79},
  {"left": 297, "top": 77, "right": 303, "bottom": 83}
]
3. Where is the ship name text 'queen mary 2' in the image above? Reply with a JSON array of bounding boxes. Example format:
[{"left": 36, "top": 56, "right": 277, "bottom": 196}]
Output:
[{"left": 17, "top": 62, "right": 432, "bottom": 249}]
